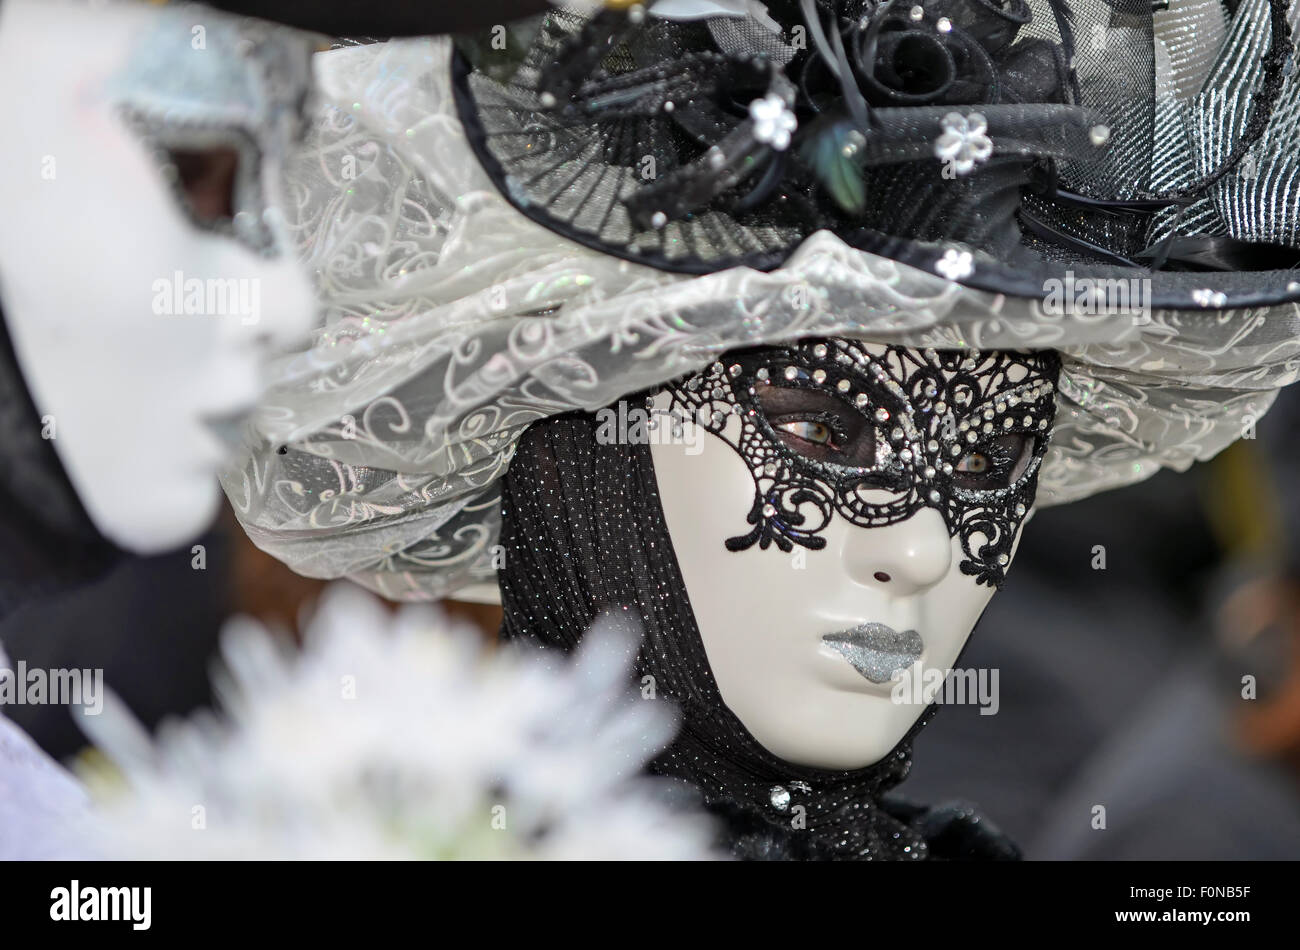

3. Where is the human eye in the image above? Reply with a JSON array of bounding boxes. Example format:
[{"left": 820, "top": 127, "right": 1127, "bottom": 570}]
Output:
[
  {"left": 773, "top": 417, "right": 838, "bottom": 448},
  {"left": 756, "top": 385, "right": 876, "bottom": 468},
  {"left": 953, "top": 434, "right": 1035, "bottom": 489}
]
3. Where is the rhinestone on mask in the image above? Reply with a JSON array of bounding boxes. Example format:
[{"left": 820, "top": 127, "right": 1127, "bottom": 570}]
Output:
[{"left": 664, "top": 340, "right": 1060, "bottom": 587}]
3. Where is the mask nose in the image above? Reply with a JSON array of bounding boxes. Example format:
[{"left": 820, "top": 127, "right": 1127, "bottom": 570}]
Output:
[
  {"left": 212, "top": 251, "right": 318, "bottom": 355},
  {"left": 838, "top": 505, "right": 952, "bottom": 594}
]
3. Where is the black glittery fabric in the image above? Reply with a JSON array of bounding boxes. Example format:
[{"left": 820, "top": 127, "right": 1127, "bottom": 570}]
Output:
[
  {"left": 452, "top": 0, "right": 1300, "bottom": 309},
  {"left": 497, "top": 383, "right": 1022, "bottom": 860},
  {"left": 454, "top": 0, "right": 1093, "bottom": 273},
  {"left": 454, "top": 0, "right": 1295, "bottom": 274}
]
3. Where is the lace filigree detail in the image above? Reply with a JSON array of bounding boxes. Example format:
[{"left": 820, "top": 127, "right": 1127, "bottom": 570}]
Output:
[{"left": 663, "top": 341, "right": 1060, "bottom": 586}]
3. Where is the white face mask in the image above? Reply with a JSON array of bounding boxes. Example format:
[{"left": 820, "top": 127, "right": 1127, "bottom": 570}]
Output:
[
  {"left": 649, "top": 341, "right": 1058, "bottom": 771},
  {"left": 0, "top": 0, "right": 315, "bottom": 554}
]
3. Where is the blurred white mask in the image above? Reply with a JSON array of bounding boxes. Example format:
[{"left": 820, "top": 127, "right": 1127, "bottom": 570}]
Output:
[{"left": 0, "top": 0, "right": 315, "bottom": 553}]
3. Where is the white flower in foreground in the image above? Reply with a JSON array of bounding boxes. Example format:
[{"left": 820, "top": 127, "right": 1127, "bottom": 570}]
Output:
[
  {"left": 80, "top": 584, "right": 719, "bottom": 860},
  {"left": 0, "top": 643, "right": 97, "bottom": 860}
]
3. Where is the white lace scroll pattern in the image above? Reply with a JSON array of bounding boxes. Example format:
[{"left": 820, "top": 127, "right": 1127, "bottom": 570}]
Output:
[{"left": 219, "top": 38, "right": 1300, "bottom": 602}]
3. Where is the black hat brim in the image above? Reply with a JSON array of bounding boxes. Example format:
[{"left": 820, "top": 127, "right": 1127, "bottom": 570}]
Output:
[{"left": 203, "top": 0, "right": 555, "bottom": 37}]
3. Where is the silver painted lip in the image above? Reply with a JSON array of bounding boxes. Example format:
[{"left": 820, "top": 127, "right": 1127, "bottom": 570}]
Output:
[{"left": 822, "top": 623, "right": 924, "bottom": 684}]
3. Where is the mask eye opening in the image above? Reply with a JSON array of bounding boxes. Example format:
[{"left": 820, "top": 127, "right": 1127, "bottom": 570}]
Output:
[
  {"left": 118, "top": 109, "right": 278, "bottom": 256},
  {"left": 165, "top": 144, "right": 241, "bottom": 225}
]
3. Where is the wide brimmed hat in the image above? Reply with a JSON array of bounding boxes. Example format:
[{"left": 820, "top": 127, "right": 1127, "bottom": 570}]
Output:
[{"left": 220, "top": 17, "right": 1300, "bottom": 602}]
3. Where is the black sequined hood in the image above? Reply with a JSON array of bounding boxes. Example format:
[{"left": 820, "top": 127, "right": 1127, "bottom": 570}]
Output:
[{"left": 496, "top": 404, "right": 1019, "bottom": 860}]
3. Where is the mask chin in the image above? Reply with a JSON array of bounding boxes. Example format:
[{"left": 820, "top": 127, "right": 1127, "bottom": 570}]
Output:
[{"left": 67, "top": 459, "right": 225, "bottom": 556}]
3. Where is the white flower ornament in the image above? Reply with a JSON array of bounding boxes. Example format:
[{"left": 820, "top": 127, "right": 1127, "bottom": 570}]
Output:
[
  {"left": 934, "top": 111, "right": 993, "bottom": 175},
  {"left": 750, "top": 93, "right": 797, "bottom": 151},
  {"left": 936, "top": 247, "right": 974, "bottom": 281}
]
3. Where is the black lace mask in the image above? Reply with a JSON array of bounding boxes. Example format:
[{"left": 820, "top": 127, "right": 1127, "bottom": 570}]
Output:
[{"left": 661, "top": 340, "right": 1060, "bottom": 587}]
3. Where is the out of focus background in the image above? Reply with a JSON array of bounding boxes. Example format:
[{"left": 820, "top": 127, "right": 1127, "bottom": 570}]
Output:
[{"left": 5, "top": 392, "right": 1300, "bottom": 859}]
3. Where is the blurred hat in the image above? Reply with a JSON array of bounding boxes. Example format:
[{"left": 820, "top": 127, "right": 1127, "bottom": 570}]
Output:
[{"left": 202, "top": 0, "right": 557, "bottom": 36}]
